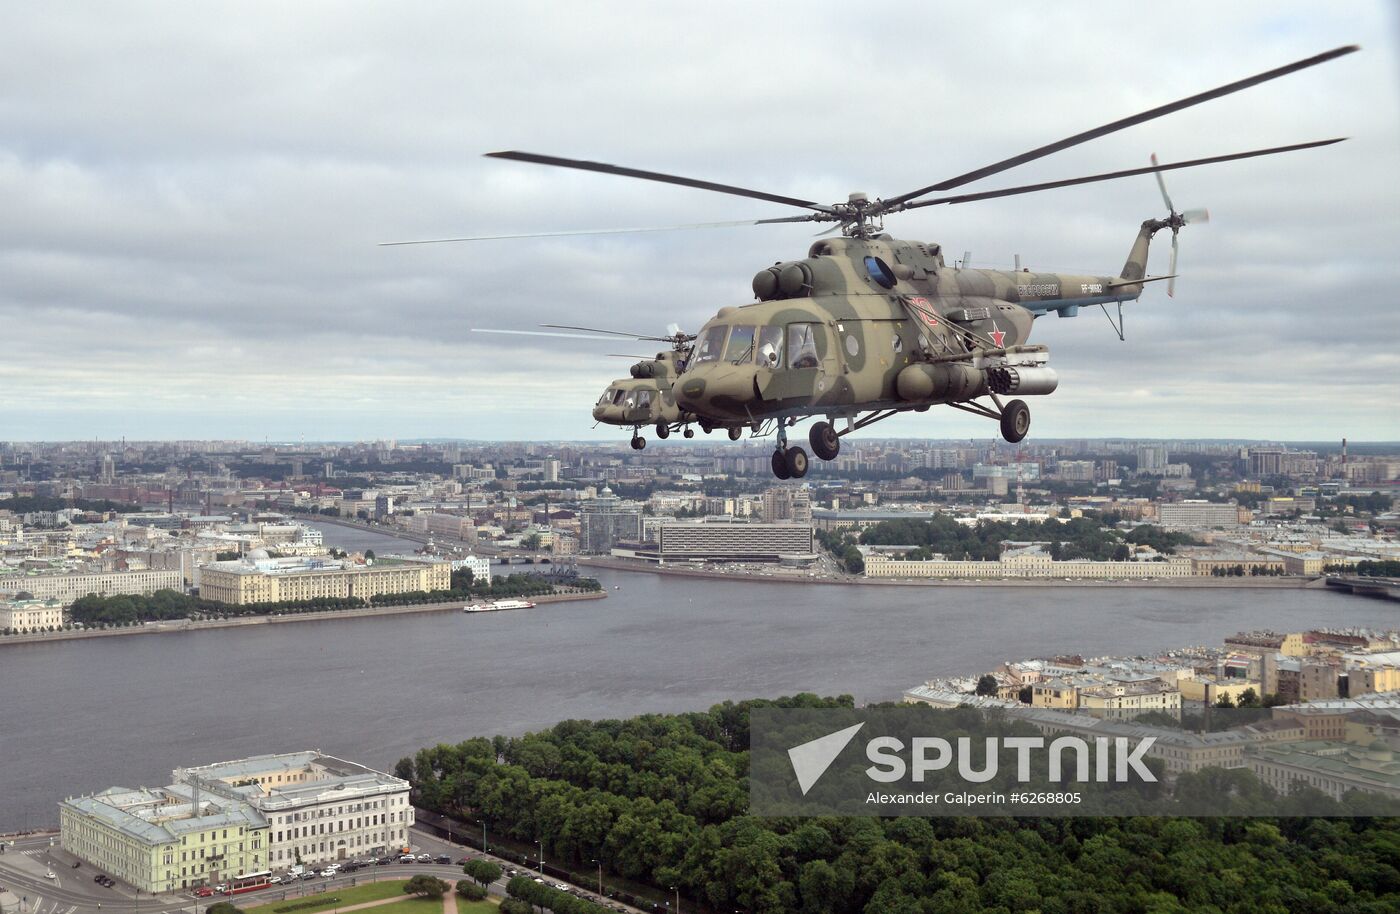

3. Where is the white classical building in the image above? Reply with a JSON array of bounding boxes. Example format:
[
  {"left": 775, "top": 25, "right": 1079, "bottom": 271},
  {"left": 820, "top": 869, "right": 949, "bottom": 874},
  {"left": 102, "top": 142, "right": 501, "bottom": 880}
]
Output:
[
  {"left": 450, "top": 554, "right": 492, "bottom": 585},
  {"left": 172, "top": 751, "right": 413, "bottom": 868}
]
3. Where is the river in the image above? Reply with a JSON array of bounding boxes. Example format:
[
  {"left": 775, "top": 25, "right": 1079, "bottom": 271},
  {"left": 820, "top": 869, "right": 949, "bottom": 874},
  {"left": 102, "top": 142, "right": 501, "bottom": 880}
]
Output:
[{"left": 2, "top": 522, "right": 1393, "bottom": 828}]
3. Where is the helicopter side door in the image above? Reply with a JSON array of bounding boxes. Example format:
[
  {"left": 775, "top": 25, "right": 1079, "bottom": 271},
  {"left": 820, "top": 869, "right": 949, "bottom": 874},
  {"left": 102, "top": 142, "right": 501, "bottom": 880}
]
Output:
[{"left": 758, "top": 321, "right": 834, "bottom": 404}]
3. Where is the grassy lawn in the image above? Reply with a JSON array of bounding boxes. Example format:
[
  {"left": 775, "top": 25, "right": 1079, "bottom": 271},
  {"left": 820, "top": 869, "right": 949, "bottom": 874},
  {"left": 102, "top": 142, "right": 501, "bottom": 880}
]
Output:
[
  {"left": 343, "top": 899, "right": 443, "bottom": 914},
  {"left": 247, "top": 879, "right": 412, "bottom": 914},
  {"left": 455, "top": 903, "right": 499, "bottom": 913}
]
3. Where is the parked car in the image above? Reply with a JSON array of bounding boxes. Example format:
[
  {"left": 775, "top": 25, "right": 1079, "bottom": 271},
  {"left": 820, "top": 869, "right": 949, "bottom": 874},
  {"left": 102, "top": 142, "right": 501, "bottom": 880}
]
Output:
[
  {"left": 268, "top": 875, "right": 282, "bottom": 884},
  {"left": 433, "top": 855, "right": 451, "bottom": 865},
  {"left": 300, "top": 872, "right": 318, "bottom": 881},
  {"left": 416, "top": 853, "right": 431, "bottom": 863},
  {"left": 318, "top": 869, "right": 337, "bottom": 878},
  {"left": 95, "top": 875, "right": 106, "bottom": 884},
  {"left": 376, "top": 857, "right": 393, "bottom": 866},
  {"left": 399, "top": 854, "right": 417, "bottom": 863}
]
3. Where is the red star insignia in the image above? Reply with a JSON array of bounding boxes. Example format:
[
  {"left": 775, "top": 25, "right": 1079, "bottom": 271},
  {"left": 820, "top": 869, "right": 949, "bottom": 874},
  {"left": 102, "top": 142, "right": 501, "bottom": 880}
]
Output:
[{"left": 989, "top": 327, "right": 1006, "bottom": 347}]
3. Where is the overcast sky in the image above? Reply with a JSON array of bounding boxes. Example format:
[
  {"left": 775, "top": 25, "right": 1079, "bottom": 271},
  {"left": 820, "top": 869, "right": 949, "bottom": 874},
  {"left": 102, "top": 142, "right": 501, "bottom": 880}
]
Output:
[{"left": 3, "top": 2, "right": 1398, "bottom": 443}]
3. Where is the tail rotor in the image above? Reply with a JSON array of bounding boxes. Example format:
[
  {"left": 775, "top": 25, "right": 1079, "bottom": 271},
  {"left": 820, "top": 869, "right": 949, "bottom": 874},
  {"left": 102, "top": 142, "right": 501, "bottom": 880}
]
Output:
[{"left": 1150, "top": 153, "right": 1210, "bottom": 296}]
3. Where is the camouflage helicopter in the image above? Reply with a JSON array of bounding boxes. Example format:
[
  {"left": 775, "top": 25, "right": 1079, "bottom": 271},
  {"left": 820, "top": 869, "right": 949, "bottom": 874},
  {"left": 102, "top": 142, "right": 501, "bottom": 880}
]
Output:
[
  {"left": 390, "top": 46, "right": 1355, "bottom": 479},
  {"left": 475, "top": 322, "right": 703, "bottom": 447}
]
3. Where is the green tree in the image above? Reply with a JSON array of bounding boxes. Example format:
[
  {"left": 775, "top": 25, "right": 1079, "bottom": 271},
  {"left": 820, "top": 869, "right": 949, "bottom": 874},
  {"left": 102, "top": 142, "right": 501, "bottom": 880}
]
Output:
[
  {"left": 974, "top": 674, "right": 998, "bottom": 696},
  {"left": 521, "top": 533, "right": 542, "bottom": 550},
  {"left": 403, "top": 874, "right": 449, "bottom": 898},
  {"left": 455, "top": 881, "right": 487, "bottom": 901},
  {"left": 463, "top": 859, "right": 502, "bottom": 887}
]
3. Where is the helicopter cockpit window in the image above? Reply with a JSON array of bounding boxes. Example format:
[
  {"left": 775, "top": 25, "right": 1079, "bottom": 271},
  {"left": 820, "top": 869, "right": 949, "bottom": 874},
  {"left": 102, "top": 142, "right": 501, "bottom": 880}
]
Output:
[
  {"left": 636, "top": 389, "right": 653, "bottom": 411},
  {"left": 693, "top": 325, "right": 728, "bottom": 364},
  {"left": 597, "top": 389, "right": 615, "bottom": 407},
  {"left": 725, "top": 326, "right": 755, "bottom": 363},
  {"left": 757, "top": 326, "right": 783, "bottom": 368},
  {"left": 623, "top": 391, "right": 638, "bottom": 409},
  {"left": 787, "top": 323, "right": 820, "bottom": 369},
  {"left": 611, "top": 389, "right": 627, "bottom": 405}
]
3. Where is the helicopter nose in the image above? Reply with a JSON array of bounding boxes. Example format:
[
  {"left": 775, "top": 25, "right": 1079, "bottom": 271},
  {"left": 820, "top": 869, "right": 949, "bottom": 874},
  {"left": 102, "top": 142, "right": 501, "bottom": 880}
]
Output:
[{"left": 678, "top": 365, "right": 754, "bottom": 418}]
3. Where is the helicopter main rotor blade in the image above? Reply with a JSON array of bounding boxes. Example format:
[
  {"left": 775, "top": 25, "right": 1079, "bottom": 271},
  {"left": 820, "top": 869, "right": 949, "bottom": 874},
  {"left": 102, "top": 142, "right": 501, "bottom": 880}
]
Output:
[
  {"left": 541, "top": 323, "right": 687, "bottom": 343},
  {"left": 883, "top": 45, "right": 1358, "bottom": 206},
  {"left": 472, "top": 328, "right": 619, "bottom": 341},
  {"left": 486, "top": 151, "right": 837, "bottom": 214},
  {"left": 900, "top": 138, "right": 1345, "bottom": 208},
  {"left": 380, "top": 218, "right": 793, "bottom": 245}
]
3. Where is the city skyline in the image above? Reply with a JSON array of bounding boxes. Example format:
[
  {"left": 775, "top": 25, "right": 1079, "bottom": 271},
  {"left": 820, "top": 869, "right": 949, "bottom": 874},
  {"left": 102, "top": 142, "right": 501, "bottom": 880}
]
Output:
[{"left": 3, "top": 4, "right": 1398, "bottom": 441}]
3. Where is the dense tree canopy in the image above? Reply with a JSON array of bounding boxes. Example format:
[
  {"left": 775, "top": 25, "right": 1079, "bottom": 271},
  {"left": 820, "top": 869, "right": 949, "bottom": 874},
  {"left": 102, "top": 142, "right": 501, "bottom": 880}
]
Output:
[
  {"left": 402, "top": 696, "right": 1400, "bottom": 914},
  {"left": 863, "top": 516, "right": 1196, "bottom": 561}
]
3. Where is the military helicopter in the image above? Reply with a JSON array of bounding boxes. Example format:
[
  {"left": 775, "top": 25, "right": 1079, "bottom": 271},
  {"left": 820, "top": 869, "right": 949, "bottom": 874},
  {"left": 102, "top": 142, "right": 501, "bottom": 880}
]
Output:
[
  {"left": 389, "top": 45, "right": 1355, "bottom": 479},
  {"left": 475, "top": 322, "right": 701, "bottom": 447}
]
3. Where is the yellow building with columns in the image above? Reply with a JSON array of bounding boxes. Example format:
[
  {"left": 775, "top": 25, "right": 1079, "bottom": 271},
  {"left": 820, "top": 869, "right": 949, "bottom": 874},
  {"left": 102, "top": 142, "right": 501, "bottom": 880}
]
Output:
[
  {"left": 198, "top": 554, "right": 450, "bottom": 605},
  {"left": 60, "top": 786, "right": 269, "bottom": 893}
]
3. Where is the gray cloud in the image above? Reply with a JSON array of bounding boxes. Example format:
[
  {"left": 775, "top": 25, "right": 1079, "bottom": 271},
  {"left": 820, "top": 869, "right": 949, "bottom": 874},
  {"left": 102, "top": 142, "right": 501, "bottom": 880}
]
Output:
[{"left": 2, "top": 1, "right": 1397, "bottom": 441}]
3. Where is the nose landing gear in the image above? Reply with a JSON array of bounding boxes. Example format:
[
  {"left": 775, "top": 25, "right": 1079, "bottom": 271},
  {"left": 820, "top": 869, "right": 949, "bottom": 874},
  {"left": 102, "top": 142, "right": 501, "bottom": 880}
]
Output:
[{"left": 630, "top": 434, "right": 646, "bottom": 450}]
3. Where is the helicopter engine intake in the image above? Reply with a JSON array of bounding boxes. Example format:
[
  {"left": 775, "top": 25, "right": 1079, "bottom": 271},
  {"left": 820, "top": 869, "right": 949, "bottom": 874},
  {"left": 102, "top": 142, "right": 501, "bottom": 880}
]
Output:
[{"left": 987, "top": 365, "right": 1059, "bottom": 396}]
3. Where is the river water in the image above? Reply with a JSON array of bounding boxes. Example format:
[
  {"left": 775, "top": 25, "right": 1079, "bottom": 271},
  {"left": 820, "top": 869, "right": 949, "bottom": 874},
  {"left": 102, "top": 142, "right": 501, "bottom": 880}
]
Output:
[{"left": 2, "top": 522, "right": 1393, "bottom": 828}]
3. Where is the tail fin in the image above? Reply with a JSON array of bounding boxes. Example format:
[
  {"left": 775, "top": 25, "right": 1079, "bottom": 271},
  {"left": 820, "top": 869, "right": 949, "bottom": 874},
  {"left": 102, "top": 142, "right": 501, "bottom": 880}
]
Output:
[{"left": 1119, "top": 219, "right": 1161, "bottom": 282}]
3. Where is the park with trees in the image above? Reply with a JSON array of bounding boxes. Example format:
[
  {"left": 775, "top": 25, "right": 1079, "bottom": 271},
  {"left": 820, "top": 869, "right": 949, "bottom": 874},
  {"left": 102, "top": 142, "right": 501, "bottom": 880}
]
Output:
[{"left": 401, "top": 694, "right": 1400, "bottom": 914}]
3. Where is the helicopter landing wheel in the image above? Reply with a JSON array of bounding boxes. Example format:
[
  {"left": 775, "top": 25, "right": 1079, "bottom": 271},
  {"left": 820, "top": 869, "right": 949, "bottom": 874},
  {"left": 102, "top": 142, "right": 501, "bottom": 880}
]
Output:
[
  {"left": 683, "top": 427, "right": 694, "bottom": 439},
  {"left": 727, "top": 426, "right": 743, "bottom": 441},
  {"left": 656, "top": 423, "right": 670, "bottom": 440},
  {"left": 630, "top": 434, "right": 646, "bottom": 450},
  {"left": 999, "top": 399, "right": 1030, "bottom": 443},
  {"left": 809, "top": 422, "right": 840, "bottom": 461},
  {"left": 785, "top": 446, "right": 809, "bottom": 479},
  {"left": 771, "top": 449, "right": 791, "bottom": 480},
  {"left": 698, "top": 419, "right": 713, "bottom": 434}
]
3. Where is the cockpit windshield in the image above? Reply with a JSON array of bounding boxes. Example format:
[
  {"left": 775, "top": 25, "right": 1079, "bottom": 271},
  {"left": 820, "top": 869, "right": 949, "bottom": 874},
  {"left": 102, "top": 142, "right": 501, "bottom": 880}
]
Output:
[
  {"left": 724, "top": 326, "right": 755, "bottom": 363},
  {"left": 597, "top": 389, "right": 615, "bottom": 407},
  {"left": 692, "top": 325, "right": 728, "bottom": 364}
]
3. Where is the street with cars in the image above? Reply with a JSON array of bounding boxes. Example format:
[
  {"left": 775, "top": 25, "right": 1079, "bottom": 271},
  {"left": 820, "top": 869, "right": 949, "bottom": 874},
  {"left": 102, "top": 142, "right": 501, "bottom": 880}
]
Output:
[{"left": 0, "top": 828, "right": 651, "bottom": 914}]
